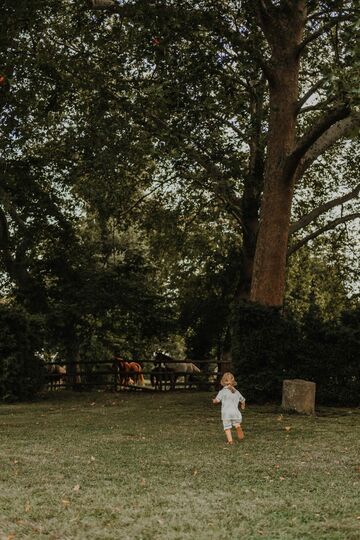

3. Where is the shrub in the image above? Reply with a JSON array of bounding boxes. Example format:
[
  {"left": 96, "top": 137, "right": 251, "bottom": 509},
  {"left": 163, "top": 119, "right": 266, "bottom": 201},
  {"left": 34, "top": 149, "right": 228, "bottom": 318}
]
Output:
[
  {"left": 231, "top": 302, "right": 360, "bottom": 406},
  {"left": 231, "top": 302, "right": 306, "bottom": 403},
  {"left": 0, "top": 304, "right": 45, "bottom": 401}
]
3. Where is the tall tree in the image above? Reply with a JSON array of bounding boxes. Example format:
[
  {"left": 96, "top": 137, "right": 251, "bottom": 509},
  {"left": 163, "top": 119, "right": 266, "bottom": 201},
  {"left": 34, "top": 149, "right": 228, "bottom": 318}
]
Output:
[{"left": 87, "top": 0, "right": 359, "bottom": 307}]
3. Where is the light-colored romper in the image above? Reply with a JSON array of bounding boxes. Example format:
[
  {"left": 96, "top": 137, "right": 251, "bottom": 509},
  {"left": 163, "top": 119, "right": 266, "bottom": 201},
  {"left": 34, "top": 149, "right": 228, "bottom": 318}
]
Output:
[{"left": 215, "top": 386, "right": 246, "bottom": 430}]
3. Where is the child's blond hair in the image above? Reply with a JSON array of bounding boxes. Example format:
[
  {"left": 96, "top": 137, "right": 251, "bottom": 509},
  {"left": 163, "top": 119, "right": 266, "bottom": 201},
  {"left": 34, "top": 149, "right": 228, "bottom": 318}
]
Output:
[{"left": 220, "top": 372, "right": 237, "bottom": 393}]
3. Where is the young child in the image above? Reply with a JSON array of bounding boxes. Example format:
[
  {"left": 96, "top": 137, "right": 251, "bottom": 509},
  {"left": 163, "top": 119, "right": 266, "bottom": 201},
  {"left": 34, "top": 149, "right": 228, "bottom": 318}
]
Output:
[{"left": 212, "top": 372, "right": 246, "bottom": 444}]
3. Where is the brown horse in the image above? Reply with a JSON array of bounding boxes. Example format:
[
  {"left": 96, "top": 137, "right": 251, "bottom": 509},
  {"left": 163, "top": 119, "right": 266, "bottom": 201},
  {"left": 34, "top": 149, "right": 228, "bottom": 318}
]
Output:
[
  {"left": 127, "top": 362, "right": 145, "bottom": 386},
  {"left": 46, "top": 363, "right": 67, "bottom": 390},
  {"left": 112, "top": 357, "right": 144, "bottom": 389}
]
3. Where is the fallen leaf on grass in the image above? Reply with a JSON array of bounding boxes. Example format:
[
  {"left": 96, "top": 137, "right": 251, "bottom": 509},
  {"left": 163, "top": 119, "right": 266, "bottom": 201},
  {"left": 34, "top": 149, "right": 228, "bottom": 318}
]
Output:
[
  {"left": 284, "top": 426, "right": 292, "bottom": 432},
  {"left": 355, "top": 466, "right": 360, "bottom": 473},
  {"left": 7, "top": 534, "right": 15, "bottom": 540},
  {"left": 277, "top": 415, "right": 283, "bottom": 421},
  {"left": 140, "top": 478, "right": 146, "bottom": 486},
  {"left": 192, "top": 469, "right": 198, "bottom": 476},
  {"left": 62, "top": 499, "right": 70, "bottom": 507},
  {"left": 73, "top": 484, "right": 80, "bottom": 492},
  {"left": 279, "top": 476, "right": 285, "bottom": 481},
  {"left": 88, "top": 456, "right": 96, "bottom": 464},
  {"left": 25, "top": 501, "right": 31, "bottom": 512},
  {"left": 90, "top": 402, "right": 96, "bottom": 406}
]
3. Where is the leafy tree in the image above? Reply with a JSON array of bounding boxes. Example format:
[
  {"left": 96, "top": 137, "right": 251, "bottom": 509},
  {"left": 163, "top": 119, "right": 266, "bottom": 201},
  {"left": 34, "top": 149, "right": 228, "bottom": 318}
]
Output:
[{"left": 87, "top": 0, "right": 359, "bottom": 308}]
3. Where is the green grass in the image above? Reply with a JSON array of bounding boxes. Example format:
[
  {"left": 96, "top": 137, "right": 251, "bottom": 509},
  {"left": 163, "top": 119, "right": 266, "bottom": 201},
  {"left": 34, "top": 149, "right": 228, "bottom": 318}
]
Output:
[{"left": 0, "top": 391, "right": 360, "bottom": 540}]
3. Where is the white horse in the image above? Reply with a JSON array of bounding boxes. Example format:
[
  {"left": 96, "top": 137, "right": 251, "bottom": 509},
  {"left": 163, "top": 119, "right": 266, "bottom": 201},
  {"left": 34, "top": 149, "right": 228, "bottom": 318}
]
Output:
[{"left": 153, "top": 352, "right": 201, "bottom": 389}]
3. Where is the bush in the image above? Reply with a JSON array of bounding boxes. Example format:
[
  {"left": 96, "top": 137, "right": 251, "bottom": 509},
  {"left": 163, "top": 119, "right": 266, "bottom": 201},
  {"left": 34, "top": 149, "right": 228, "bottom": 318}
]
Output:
[
  {"left": 231, "top": 302, "right": 306, "bottom": 403},
  {"left": 231, "top": 302, "right": 360, "bottom": 406},
  {"left": 0, "top": 304, "right": 45, "bottom": 401},
  {"left": 302, "top": 309, "right": 360, "bottom": 405}
]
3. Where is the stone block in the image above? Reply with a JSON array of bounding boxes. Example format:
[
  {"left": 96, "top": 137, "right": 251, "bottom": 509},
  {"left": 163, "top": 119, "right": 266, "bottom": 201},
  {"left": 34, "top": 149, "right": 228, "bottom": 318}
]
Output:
[{"left": 282, "top": 379, "right": 316, "bottom": 415}]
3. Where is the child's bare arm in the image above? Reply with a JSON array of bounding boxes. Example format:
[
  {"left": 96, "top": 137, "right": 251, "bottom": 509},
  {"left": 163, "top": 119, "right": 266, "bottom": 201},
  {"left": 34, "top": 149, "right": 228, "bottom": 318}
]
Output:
[
  {"left": 212, "top": 398, "right": 220, "bottom": 404},
  {"left": 240, "top": 400, "right": 246, "bottom": 410}
]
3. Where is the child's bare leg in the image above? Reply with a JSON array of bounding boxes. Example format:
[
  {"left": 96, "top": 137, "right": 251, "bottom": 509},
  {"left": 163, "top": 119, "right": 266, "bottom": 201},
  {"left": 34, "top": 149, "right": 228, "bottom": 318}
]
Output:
[
  {"left": 235, "top": 424, "right": 244, "bottom": 440},
  {"left": 224, "top": 429, "right": 233, "bottom": 444}
]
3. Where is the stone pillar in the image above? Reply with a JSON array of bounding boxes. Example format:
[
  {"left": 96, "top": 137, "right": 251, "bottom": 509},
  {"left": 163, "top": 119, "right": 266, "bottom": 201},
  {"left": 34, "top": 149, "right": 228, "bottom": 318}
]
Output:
[{"left": 282, "top": 379, "right": 316, "bottom": 415}]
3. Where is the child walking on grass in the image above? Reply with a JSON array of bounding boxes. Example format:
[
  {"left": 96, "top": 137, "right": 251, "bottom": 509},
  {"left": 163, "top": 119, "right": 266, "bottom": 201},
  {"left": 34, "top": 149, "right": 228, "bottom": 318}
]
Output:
[{"left": 213, "top": 372, "right": 246, "bottom": 444}]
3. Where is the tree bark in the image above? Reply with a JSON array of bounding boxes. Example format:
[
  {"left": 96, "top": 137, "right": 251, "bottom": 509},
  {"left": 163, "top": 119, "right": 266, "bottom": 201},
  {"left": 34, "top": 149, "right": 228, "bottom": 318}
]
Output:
[
  {"left": 237, "top": 81, "right": 264, "bottom": 300},
  {"left": 250, "top": 1, "right": 307, "bottom": 307}
]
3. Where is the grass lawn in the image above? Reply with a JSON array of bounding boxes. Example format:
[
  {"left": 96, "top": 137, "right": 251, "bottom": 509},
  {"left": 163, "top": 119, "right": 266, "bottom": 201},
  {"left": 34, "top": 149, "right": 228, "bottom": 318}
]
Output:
[{"left": 0, "top": 391, "right": 359, "bottom": 540}]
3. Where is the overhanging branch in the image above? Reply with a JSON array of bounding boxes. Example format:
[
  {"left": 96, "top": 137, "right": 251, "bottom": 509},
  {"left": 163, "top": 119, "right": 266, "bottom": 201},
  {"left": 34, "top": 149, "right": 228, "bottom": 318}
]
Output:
[
  {"left": 290, "top": 184, "right": 360, "bottom": 235},
  {"left": 298, "top": 15, "right": 352, "bottom": 53},
  {"left": 294, "top": 111, "right": 360, "bottom": 182},
  {"left": 284, "top": 103, "right": 350, "bottom": 182},
  {"left": 288, "top": 212, "right": 360, "bottom": 255},
  {"left": 296, "top": 77, "right": 328, "bottom": 112}
]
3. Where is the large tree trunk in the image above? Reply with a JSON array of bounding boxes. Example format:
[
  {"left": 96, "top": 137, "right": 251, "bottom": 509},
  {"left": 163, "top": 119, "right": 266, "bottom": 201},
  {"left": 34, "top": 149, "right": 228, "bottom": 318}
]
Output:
[
  {"left": 236, "top": 77, "right": 265, "bottom": 300},
  {"left": 250, "top": 2, "right": 307, "bottom": 307}
]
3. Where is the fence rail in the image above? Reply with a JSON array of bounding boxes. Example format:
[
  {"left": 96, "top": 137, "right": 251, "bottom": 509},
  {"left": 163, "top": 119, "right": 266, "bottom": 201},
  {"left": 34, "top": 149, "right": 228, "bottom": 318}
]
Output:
[{"left": 44, "top": 359, "right": 228, "bottom": 392}]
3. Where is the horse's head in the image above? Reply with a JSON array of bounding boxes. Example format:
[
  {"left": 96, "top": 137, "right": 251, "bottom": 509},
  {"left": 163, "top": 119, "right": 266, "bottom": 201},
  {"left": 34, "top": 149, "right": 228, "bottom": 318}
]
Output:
[{"left": 154, "top": 351, "right": 173, "bottom": 363}]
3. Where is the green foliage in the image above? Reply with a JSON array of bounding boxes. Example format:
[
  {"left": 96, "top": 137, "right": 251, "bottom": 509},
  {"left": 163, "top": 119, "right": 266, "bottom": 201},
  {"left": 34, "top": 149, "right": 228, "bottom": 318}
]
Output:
[
  {"left": 232, "top": 302, "right": 360, "bottom": 406},
  {"left": 0, "top": 304, "right": 45, "bottom": 401},
  {"left": 285, "top": 244, "right": 357, "bottom": 321},
  {"left": 302, "top": 306, "right": 360, "bottom": 405},
  {"left": 232, "top": 302, "right": 305, "bottom": 403},
  {"left": 179, "top": 246, "right": 241, "bottom": 359}
]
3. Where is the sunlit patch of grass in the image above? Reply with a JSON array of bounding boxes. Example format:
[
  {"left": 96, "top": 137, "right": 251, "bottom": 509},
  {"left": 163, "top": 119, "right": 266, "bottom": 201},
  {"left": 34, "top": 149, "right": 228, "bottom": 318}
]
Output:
[{"left": 1, "top": 392, "right": 360, "bottom": 539}]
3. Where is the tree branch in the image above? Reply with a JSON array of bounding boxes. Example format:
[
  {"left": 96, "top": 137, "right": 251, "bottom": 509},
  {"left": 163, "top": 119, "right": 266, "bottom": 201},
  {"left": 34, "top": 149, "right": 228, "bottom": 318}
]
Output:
[
  {"left": 222, "top": 30, "right": 272, "bottom": 81},
  {"left": 284, "top": 103, "right": 351, "bottom": 182},
  {"left": 297, "top": 77, "right": 328, "bottom": 112},
  {"left": 132, "top": 109, "right": 244, "bottom": 225},
  {"left": 298, "top": 96, "right": 336, "bottom": 115},
  {"left": 117, "top": 177, "right": 175, "bottom": 218},
  {"left": 89, "top": 0, "right": 116, "bottom": 10},
  {"left": 294, "top": 111, "right": 360, "bottom": 182},
  {"left": 288, "top": 213, "right": 360, "bottom": 255},
  {"left": 0, "top": 205, "right": 10, "bottom": 253},
  {"left": 290, "top": 184, "right": 360, "bottom": 235},
  {"left": 298, "top": 15, "right": 352, "bottom": 53},
  {"left": 182, "top": 143, "right": 244, "bottom": 225}
]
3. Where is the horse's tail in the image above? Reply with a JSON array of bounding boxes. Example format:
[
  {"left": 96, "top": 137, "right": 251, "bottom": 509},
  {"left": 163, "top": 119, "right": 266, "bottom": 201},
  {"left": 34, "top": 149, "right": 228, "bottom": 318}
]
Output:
[{"left": 191, "top": 364, "right": 201, "bottom": 373}]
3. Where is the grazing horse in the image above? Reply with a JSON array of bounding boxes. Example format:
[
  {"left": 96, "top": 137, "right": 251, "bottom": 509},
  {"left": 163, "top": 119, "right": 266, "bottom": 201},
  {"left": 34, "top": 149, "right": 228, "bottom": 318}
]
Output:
[
  {"left": 112, "top": 357, "right": 144, "bottom": 389},
  {"left": 127, "top": 362, "right": 145, "bottom": 386},
  {"left": 153, "top": 352, "right": 201, "bottom": 389}
]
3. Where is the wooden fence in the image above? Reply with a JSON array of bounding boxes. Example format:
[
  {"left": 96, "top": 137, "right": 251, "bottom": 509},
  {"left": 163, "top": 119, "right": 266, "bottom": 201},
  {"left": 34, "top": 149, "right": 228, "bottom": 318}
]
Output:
[{"left": 44, "top": 358, "right": 230, "bottom": 392}]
